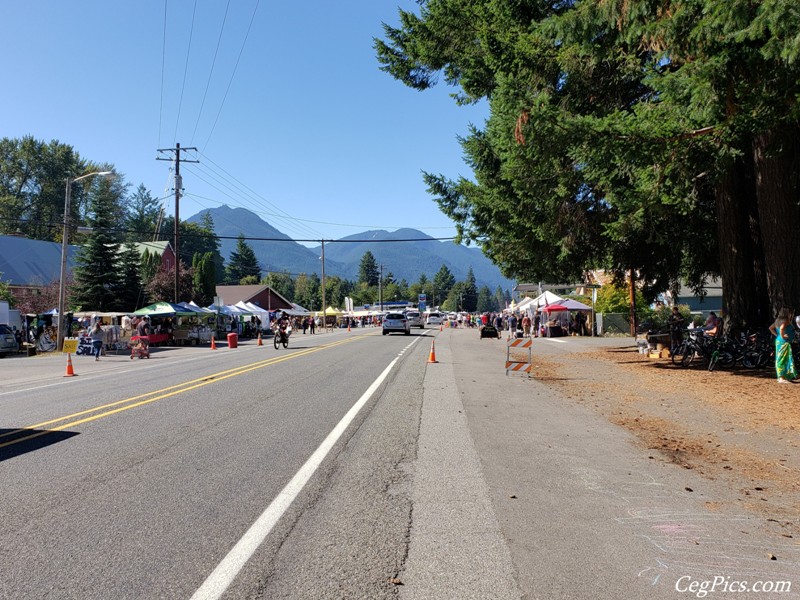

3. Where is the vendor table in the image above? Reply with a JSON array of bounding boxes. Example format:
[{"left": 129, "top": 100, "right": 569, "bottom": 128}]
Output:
[{"left": 147, "top": 333, "right": 171, "bottom": 346}]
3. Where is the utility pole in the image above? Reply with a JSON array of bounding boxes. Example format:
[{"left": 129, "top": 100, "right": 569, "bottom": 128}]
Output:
[
  {"left": 157, "top": 143, "right": 198, "bottom": 303},
  {"left": 379, "top": 263, "right": 384, "bottom": 312},
  {"left": 321, "top": 240, "right": 326, "bottom": 331}
]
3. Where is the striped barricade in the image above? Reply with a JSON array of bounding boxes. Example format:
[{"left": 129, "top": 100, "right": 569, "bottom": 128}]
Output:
[{"left": 506, "top": 338, "right": 532, "bottom": 377}]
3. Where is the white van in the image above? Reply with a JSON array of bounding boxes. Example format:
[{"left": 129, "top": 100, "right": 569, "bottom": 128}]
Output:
[{"left": 425, "top": 311, "right": 443, "bottom": 326}]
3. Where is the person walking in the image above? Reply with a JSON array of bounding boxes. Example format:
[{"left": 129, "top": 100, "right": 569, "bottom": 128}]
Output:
[
  {"left": 90, "top": 320, "right": 104, "bottom": 361},
  {"left": 769, "top": 307, "right": 797, "bottom": 383}
]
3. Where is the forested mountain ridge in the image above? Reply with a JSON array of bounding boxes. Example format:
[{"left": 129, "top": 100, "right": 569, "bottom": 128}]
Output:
[{"left": 187, "top": 205, "right": 513, "bottom": 290}]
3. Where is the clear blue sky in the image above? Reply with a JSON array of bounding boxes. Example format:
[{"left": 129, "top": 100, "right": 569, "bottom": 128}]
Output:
[{"left": 2, "top": 1, "right": 487, "bottom": 246}]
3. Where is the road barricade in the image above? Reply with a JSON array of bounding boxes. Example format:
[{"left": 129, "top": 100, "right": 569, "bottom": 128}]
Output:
[{"left": 506, "top": 338, "right": 532, "bottom": 377}]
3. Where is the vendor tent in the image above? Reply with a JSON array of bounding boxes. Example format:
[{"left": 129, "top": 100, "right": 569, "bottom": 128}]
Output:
[
  {"left": 133, "top": 302, "right": 195, "bottom": 317},
  {"left": 554, "top": 298, "right": 592, "bottom": 311},
  {"left": 539, "top": 304, "right": 568, "bottom": 312},
  {"left": 515, "top": 296, "right": 535, "bottom": 311},
  {"left": 531, "top": 291, "right": 563, "bottom": 307}
]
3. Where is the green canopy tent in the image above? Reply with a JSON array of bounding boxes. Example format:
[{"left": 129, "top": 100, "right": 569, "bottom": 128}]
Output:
[{"left": 132, "top": 302, "right": 196, "bottom": 317}]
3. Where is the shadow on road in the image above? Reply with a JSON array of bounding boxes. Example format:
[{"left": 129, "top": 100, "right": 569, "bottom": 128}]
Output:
[{"left": 0, "top": 429, "right": 79, "bottom": 462}]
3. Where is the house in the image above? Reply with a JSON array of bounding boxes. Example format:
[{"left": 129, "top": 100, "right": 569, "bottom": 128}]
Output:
[
  {"left": 0, "top": 234, "right": 78, "bottom": 296},
  {"left": 214, "top": 284, "right": 293, "bottom": 312}
]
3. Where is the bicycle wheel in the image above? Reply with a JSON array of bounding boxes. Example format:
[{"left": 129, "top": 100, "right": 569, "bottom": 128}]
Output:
[
  {"left": 680, "top": 346, "right": 696, "bottom": 367},
  {"left": 718, "top": 351, "right": 736, "bottom": 369},
  {"left": 671, "top": 342, "right": 687, "bottom": 365},
  {"left": 273, "top": 334, "right": 280, "bottom": 350},
  {"left": 742, "top": 350, "right": 760, "bottom": 369},
  {"left": 282, "top": 337, "right": 288, "bottom": 349}
]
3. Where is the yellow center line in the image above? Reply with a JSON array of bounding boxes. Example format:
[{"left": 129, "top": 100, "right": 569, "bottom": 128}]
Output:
[{"left": 1, "top": 335, "right": 367, "bottom": 450}]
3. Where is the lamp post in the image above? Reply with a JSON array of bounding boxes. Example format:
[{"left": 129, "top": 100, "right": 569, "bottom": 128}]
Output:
[{"left": 57, "top": 171, "right": 113, "bottom": 352}]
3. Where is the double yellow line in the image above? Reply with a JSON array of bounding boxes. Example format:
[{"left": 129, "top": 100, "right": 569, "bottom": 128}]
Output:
[{"left": 1, "top": 335, "right": 363, "bottom": 450}]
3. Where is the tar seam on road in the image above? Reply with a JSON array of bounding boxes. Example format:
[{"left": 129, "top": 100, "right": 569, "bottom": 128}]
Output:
[{"left": 190, "top": 336, "right": 423, "bottom": 600}]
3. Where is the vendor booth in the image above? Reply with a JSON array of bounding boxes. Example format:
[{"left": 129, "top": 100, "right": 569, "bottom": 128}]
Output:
[
  {"left": 539, "top": 305, "right": 569, "bottom": 337},
  {"left": 132, "top": 302, "right": 198, "bottom": 345}
]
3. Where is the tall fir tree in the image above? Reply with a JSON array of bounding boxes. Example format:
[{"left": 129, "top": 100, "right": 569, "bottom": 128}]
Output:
[
  {"left": 192, "top": 252, "right": 216, "bottom": 307},
  {"left": 226, "top": 233, "right": 260, "bottom": 284},
  {"left": 358, "top": 251, "right": 380, "bottom": 286},
  {"left": 125, "top": 184, "right": 161, "bottom": 242},
  {"left": 72, "top": 174, "right": 123, "bottom": 311},
  {"left": 115, "top": 243, "right": 144, "bottom": 310}
]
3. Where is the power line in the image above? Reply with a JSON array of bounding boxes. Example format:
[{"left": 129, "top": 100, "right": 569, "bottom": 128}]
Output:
[
  {"left": 183, "top": 163, "right": 324, "bottom": 241},
  {"left": 158, "top": 0, "right": 168, "bottom": 147},
  {"left": 196, "top": 151, "right": 324, "bottom": 238},
  {"left": 201, "top": 0, "right": 260, "bottom": 151},
  {"left": 189, "top": 0, "right": 231, "bottom": 146},
  {"left": 172, "top": 0, "right": 198, "bottom": 144}
]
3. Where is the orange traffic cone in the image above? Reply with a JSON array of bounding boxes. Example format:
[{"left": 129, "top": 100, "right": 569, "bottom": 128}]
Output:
[
  {"left": 210, "top": 335, "right": 217, "bottom": 350},
  {"left": 347, "top": 322, "right": 351, "bottom": 332},
  {"left": 439, "top": 323, "right": 443, "bottom": 331},
  {"left": 427, "top": 340, "right": 438, "bottom": 363},
  {"left": 63, "top": 353, "right": 77, "bottom": 377},
  {"left": 257, "top": 332, "right": 263, "bottom": 346}
]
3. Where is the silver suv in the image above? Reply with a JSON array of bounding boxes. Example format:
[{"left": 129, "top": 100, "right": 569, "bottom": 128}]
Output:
[
  {"left": 382, "top": 313, "right": 411, "bottom": 336},
  {"left": 0, "top": 324, "right": 20, "bottom": 357},
  {"left": 405, "top": 310, "right": 424, "bottom": 329}
]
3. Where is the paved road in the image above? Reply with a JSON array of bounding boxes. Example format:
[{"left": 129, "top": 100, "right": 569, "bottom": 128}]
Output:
[{"left": 0, "top": 328, "right": 796, "bottom": 599}]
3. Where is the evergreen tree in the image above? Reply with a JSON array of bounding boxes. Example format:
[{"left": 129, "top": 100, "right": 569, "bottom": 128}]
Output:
[
  {"left": 125, "top": 184, "right": 161, "bottom": 242},
  {"left": 72, "top": 174, "right": 123, "bottom": 311},
  {"left": 192, "top": 251, "right": 216, "bottom": 307},
  {"left": 115, "top": 243, "right": 143, "bottom": 310},
  {"left": 226, "top": 234, "right": 260, "bottom": 284},
  {"left": 463, "top": 267, "right": 478, "bottom": 312},
  {"left": 358, "top": 251, "right": 380, "bottom": 287},
  {"left": 140, "top": 249, "right": 161, "bottom": 289},
  {"left": 476, "top": 285, "right": 494, "bottom": 313},
  {"left": 493, "top": 286, "right": 505, "bottom": 312},
  {"left": 433, "top": 265, "right": 456, "bottom": 306}
]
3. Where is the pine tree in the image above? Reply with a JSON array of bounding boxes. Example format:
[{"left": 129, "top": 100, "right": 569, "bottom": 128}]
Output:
[
  {"left": 115, "top": 243, "right": 143, "bottom": 310},
  {"left": 125, "top": 184, "right": 161, "bottom": 242},
  {"left": 72, "top": 175, "right": 123, "bottom": 311},
  {"left": 358, "top": 251, "right": 380, "bottom": 286},
  {"left": 192, "top": 252, "right": 216, "bottom": 307},
  {"left": 226, "top": 234, "right": 260, "bottom": 284}
]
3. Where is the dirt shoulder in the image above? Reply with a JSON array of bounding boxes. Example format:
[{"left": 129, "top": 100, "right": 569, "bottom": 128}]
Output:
[{"left": 530, "top": 336, "right": 800, "bottom": 534}]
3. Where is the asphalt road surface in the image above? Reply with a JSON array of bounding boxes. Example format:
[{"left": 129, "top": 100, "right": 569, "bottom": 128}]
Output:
[{"left": 0, "top": 327, "right": 796, "bottom": 599}]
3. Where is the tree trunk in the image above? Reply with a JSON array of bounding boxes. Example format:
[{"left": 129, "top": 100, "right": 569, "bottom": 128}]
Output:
[
  {"left": 752, "top": 123, "right": 800, "bottom": 319},
  {"left": 714, "top": 144, "right": 769, "bottom": 332}
]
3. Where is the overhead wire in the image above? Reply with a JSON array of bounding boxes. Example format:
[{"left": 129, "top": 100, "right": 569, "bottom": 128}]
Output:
[
  {"left": 201, "top": 0, "right": 260, "bottom": 152},
  {"left": 185, "top": 156, "right": 324, "bottom": 239},
  {"left": 158, "top": 0, "right": 168, "bottom": 148},
  {"left": 195, "top": 152, "right": 322, "bottom": 238},
  {"left": 172, "top": 0, "right": 198, "bottom": 144},
  {"left": 189, "top": 0, "right": 231, "bottom": 146}
]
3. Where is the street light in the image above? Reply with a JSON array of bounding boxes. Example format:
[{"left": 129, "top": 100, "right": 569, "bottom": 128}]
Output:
[{"left": 56, "top": 170, "right": 113, "bottom": 352}]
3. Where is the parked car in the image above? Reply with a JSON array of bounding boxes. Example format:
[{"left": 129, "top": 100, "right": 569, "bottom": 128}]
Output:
[
  {"left": 405, "top": 310, "right": 424, "bottom": 329},
  {"left": 0, "top": 324, "right": 20, "bottom": 357},
  {"left": 425, "top": 312, "right": 443, "bottom": 326},
  {"left": 383, "top": 313, "right": 411, "bottom": 335}
]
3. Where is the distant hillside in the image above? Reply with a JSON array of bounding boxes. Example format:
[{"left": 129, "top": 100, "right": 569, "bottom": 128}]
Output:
[
  {"left": 312, "top": 228, "right": 514, "bottom": 290},
  {"left": 186, "top": 205, "right": 344, "bottom": 276},
  {"left": 187, "top": 206, "right": 514, "bottom": 290}
]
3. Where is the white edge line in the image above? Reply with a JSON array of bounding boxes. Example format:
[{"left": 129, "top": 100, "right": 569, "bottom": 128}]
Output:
[{"left": 190, "top": 355, "right": 400, "bottom": 600}]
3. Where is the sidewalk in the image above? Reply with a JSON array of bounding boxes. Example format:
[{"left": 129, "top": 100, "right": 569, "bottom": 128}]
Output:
[{"left": 403, "top": 328, "right": 799, "bottom": 599}]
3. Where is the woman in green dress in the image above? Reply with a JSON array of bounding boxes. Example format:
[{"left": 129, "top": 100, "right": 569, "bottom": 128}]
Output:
[{"left": 769, "top": 307, "right": 797, "bottom": 383}]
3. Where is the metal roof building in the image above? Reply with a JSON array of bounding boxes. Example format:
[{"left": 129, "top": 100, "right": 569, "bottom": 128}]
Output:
[{"left": 0, "top": 234, "right": 78, "bottom": 288}]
